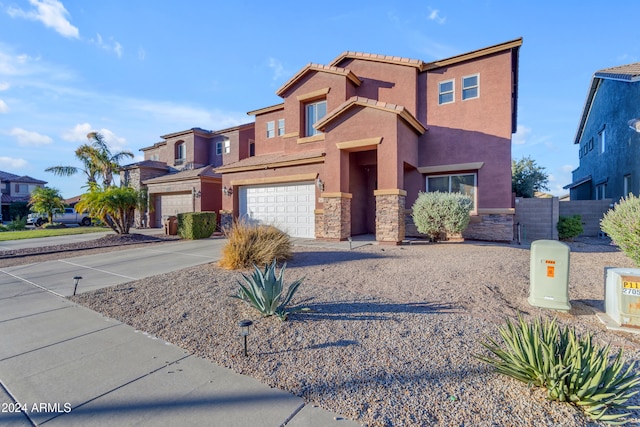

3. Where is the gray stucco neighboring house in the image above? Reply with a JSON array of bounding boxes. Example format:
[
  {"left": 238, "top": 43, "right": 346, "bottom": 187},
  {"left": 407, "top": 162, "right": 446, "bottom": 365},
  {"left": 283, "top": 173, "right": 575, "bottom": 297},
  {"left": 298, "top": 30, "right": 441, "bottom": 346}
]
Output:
[
  {"left": 0, "top": 170, "right": 47, "bottom": 221},
  {"left": 565, "top": 62, "right": 640, "bottom": 200}
]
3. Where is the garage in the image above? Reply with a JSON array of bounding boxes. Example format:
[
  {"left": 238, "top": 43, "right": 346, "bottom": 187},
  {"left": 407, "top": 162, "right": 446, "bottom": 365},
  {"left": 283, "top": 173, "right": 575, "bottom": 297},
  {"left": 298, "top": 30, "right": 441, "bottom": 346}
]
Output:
[
  {"left": 239, "top": 182, "right": 315, "bottom": 238},
  {"left": 154, "top": 192, "right": 193, "bottom": 227}
]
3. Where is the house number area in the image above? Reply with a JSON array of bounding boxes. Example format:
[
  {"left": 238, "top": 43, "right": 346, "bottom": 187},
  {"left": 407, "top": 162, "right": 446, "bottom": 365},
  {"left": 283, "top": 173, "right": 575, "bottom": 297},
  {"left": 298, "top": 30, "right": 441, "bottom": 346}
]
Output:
[{"left": 622, "top": 280, "right": 640, "bottom": 296}]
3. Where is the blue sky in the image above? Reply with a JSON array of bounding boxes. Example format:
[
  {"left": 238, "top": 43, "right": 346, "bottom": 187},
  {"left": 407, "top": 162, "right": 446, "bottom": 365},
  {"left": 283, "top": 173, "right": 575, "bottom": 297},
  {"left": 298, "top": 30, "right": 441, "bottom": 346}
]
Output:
[{"left": 1, "top": 1, "right": 639, "bottom": 199}]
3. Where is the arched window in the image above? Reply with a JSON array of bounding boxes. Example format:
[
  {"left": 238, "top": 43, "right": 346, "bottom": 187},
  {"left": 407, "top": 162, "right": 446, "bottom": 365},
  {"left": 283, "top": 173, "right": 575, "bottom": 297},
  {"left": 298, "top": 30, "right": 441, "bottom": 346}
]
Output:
[{"left": 175, "top": 141, "right": 186, "bottom": 165}]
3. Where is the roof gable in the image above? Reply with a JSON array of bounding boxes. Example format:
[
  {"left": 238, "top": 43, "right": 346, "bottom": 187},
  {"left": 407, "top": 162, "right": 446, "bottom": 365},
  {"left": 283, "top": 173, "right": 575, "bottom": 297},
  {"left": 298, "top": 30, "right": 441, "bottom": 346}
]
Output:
[
  {"left": 276, "top": 63, "right": 361, "bottom": 97},
  {"left": 314, "top": 96, "right": 426, "bottom": 135}
]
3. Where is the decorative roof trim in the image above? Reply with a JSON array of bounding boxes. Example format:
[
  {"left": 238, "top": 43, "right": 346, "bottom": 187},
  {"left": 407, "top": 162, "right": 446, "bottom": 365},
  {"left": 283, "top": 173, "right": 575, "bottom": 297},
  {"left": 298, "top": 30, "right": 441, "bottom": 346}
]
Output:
[
  {"left": 424, "top": 38, "right": 523, "bottom": 71},
  {"left": 417, "top": 162, "right": 484, "bottom": 174},
  {"left": 247, "top": 103, "right": 284, "bottom": 116},
  {"left": 314, "top": 96, "right": 426, "bottom": 135},
  {"left": 296, "top": 87, "right": 330, "bottom": 102},
  {"left": 330, "top": 51, "right": 425, "bottom": 70},
  {"left": 215, "top": 154, "right": 325, "bottom": 174},
  {"left": 275, "top": 63, "right": 361, "bottom": 97},
  {"left": 336, "top": 137, "right": 383, "bottom": 152}
]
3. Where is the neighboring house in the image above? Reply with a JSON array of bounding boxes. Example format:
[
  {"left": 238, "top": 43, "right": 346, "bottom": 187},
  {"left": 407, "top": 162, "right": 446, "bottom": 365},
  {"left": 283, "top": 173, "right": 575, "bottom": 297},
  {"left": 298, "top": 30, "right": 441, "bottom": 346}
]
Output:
[
  {"left": 0, "top": 170, "right": 47, "bottom": 221},
  {"left": 215, "top": 38, "right": 522, "bottom": 243},
  {"left": 120, "top": 124, "right": 254, "bottom": 228},
  {"left": 565, "top": 62, "right": 640, "bottom": 200}
]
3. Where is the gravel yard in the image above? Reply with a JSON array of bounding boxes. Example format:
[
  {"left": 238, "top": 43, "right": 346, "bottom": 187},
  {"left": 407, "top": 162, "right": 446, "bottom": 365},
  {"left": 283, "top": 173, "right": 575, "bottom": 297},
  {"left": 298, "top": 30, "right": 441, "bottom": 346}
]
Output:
[{"left": 6, "top": 234, "right": 640, "bottom": 426}]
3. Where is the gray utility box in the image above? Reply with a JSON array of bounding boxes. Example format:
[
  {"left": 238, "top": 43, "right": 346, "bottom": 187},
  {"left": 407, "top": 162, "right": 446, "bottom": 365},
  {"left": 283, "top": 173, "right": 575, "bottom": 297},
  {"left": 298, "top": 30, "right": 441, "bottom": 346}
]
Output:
[
  {"left": 605, "top": 268, "right": 640, "bottom": 328},
  {"left": 528, "top": 240, "right": 571, "bottom": 311}
]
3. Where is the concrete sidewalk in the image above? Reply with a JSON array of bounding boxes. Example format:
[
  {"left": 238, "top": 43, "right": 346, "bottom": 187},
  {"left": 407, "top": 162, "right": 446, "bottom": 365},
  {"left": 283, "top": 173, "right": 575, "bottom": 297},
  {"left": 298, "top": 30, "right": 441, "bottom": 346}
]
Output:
[{"left": 0, "top": 238, "right": 360, "bottom": 426}]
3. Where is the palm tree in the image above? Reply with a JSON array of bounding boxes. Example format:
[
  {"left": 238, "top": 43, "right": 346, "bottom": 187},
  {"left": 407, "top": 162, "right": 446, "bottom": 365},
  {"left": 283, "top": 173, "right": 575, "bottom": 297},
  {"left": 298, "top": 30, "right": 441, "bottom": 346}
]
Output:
[
  {"left": 28, "top": 187, "right": 65, "bottom": 225},
  {"left": 46, "top": 132, "right": 134, "bottom": 190},
  {"left": 76, "top": 186, "right": 138, "bottom": 234}
]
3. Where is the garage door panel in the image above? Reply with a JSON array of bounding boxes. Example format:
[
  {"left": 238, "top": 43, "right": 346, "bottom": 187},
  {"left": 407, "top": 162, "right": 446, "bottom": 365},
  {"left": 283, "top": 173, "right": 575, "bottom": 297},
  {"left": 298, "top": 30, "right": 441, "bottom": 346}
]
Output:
[{"left": 239, "top": 182, "right": 315, "bottom": 238}]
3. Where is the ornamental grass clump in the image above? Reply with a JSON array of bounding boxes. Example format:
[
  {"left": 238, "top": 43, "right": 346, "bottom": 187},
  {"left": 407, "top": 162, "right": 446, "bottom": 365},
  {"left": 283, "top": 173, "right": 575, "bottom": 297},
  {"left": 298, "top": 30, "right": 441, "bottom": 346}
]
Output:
[
  {"left": 232, "top": 260, "right": 304, "bottom": 321},
  {"left": 477, "top": 315, "right": 640, "bottom": 424},
  {"left": 601, "top": 194, "right": 640, "bottom": 267},
  {"left": 219, "top": 219, "right": 292, "bottom": 270}
]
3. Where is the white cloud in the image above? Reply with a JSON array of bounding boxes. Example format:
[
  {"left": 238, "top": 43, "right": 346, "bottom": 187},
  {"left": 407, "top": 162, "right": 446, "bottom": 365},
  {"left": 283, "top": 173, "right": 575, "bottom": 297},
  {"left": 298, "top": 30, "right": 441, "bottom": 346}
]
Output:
[
  {"left": 0, "top": 82, "right": 9, "bottom": 91},
  {"left": 268, "top": 57, "right": 286, "bottom": 81},
  {"left": 0, "top": 99, "right": 8, "bottom": 113},
  {"left": 561, "top": 164, "right": 575, "bottom": 173},
  {"left": 512, "top": 124, "right": 531, "bottom": 145},
  {"left": 62, "top": 123, "right": 128, "bottom": 151},
  {"left": 10, "top": 127, "right": 53, "bottom": 146},
  {"left": 7, "top": 0, "right": 79, "bottom": 39},
  {"left": 89, "top": 33, "right": 123, "bottom": 58},
  {"left": 428, "top": 8, "right": 446, "bottom": 24},
  {"left": 0, "top": 156, "right": 28, "bottom": 169}
]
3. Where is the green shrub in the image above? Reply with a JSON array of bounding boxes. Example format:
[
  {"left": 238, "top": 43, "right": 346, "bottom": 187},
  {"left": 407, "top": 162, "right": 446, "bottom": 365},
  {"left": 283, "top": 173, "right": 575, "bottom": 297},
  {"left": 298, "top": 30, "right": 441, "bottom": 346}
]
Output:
[
  {"left": 0, "top": 224, "right": 6, "bottom": 232},
  {"left": 477, "top": 315, "right": 640, "bottom": 424},
  {"left": 601, "top": 194, "right": 640, "bottom": 267},
  {"left": 177, "top": 212, "right": 216, "bottom": 239},
  {"left": 6, "top": 216, "right": 27, "bottom": 231},
  {"left": 557, "top": 215, "right": 583, "bottom": 241},
  {"left": 411, "top": 191, "right": 473, "bottom": 241},
  {"left": 9, "top": 202, "right": 30, "bottom": 221},
  {"left": 219, "top": 219, "right": 292, "bottom": 270},
  {"left": 232, "top": 260, "right": 304, "bottom": 321}
]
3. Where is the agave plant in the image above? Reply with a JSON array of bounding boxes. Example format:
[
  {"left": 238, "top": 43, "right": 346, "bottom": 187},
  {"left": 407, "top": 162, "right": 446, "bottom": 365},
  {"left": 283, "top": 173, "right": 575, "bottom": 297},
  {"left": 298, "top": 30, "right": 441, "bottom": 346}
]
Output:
[
  {"left": 233, "top": 260, "right": 304, "bottom": 321},
  {"left": 477, "top": 315, "right": 640, "bottom": 424}
]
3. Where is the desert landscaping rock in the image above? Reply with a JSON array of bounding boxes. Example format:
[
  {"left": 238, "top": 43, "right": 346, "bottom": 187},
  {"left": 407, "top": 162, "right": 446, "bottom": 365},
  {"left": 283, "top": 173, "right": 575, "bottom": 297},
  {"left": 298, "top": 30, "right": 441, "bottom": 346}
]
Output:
[{"left": 7, "top": 236, "right": 640, "bottom": 426}]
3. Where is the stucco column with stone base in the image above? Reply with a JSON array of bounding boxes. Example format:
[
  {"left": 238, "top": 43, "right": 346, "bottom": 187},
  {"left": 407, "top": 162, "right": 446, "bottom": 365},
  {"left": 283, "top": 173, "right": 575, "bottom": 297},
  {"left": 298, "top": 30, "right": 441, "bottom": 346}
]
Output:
[
  {"left": 375, "top": 189, "right": 406, "bottom": 244},
  {"left": 321, "top": 193, "right": 351, "bottom": 240}
]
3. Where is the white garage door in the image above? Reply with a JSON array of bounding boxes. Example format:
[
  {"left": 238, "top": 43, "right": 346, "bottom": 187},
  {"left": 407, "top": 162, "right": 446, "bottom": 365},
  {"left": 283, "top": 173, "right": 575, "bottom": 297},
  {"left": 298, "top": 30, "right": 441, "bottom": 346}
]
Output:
[
  {"left": 239, "top": 182, "right": 315, "bottom": 238},
  {"left": 155, "top": 193, "right": 193, "bottom": 227}
]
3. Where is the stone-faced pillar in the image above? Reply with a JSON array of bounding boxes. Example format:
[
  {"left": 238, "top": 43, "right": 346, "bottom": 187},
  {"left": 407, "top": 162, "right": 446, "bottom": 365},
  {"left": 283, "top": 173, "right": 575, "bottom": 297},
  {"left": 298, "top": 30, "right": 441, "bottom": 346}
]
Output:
[
  {"left": 321, "top": 192, "right": 352, "bottom": 240},
  {"left": 375, "top": 189, "right": 406, "bottom": 244}
]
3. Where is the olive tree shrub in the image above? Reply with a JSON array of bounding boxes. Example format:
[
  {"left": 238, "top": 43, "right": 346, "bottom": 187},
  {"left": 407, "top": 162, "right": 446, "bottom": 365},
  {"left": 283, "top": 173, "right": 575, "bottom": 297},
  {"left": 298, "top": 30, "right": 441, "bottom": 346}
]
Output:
[
  {"left": 411, "top": 191, "right": 473, "bottom": 241},
  {"left": 600, "top": 194, "right": 640, "bottom": 266}
]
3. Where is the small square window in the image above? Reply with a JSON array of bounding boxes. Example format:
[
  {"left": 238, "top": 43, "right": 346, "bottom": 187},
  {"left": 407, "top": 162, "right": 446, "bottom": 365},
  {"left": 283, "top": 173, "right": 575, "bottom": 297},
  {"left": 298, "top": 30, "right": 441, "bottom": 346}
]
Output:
[
  {"left": 267, "top": 121, "right": 275, "bottom": 138},
  {"left": 216, "top": 142, "right": 222, "bottom": 155},
  {"left": 438, "top": 80, "right": 454, "bottom": 105},
  {"left": 277, "top": 119, "right": 285, "bottom": 136},
  {"left": 462, "top": 74, "right": 479, "bottom": 100}
]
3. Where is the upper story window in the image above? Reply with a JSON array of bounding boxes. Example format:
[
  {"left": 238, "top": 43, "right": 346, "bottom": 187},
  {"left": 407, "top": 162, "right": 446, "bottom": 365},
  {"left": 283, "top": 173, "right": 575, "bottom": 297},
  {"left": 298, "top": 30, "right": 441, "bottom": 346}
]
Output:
[
  {"left": 216, "top": 138, "right": 231, "bottom": 155},
  {"left": 266, "top": 121, "right": 275, "bottom": 138},
  {"left": 249, "top": 140, "right": 255, "bottom": 157},
  {"left": 438, "top": 80, "right": 455, "bottom": 105},
  {"left": 426, "top": 173, "right": 477, "bottom": 211},
  {"left": 175, "top": 141, "right": 186, "bottom": 165},
  {"left": 462, "top": 74, "right": 479, "bottom": 100},
  {"left": 277, "top": 119, "right": 285, "bottom": 136},
  {"left": 599, "top": 127, "right": 606, "bottom": 153},
  {"left": 305, "top": 100, "right": 327, "bottom": 137}
]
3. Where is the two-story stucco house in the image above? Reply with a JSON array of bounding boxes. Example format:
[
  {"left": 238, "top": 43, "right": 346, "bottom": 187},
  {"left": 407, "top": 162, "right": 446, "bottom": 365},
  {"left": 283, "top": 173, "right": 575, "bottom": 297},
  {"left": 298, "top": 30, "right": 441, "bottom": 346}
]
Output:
[
  {"left": 215, "top": 38, "right": 522, "bottom": 244},
  {"left": 0, "top": 170, "right": 47, "bottom": 221},
  {"left": 120, "top": 124, "right": 255, "bottom": 228},
  {"left": 565, "top": 63, "right": 640, "bottom": 201}
]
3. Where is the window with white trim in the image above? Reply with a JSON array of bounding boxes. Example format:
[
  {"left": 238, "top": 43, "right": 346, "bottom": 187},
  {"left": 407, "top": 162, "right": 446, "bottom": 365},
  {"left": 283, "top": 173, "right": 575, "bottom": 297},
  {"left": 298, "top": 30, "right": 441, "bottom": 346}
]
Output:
[
  {"left": 266, "top": 121, "right": 275, "bottom": 138},
  {"left": 462, "top": 74, "right": 479, "bottom": 100},
  {"left": 216, "top": 139, "right": 231, "bottom": 155},
  {"left": 175, "top": 141, "right": 186, "bottom": 165},
  {"left": 438, "top": 79, "right": 454, "bottom": 105},
  {"left": 277, "top": 119, "right": 285, "bottom": 136},
  {"left": 305, "top": 100, "right": 326, "bottom": 136},
  {"left": 595, "top": 183, "right": 607, "bottom": 200},
  {"left": 426, "top": 173, "right": 477, "bottom": 210},
  {"left": 599, "top": 127, "right": 606, "bottom": 153}
]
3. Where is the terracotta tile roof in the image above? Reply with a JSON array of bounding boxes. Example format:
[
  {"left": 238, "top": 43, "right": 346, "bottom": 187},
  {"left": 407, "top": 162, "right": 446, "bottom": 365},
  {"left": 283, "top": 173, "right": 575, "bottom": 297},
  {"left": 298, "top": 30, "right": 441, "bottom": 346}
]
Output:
[
  {"left": 276, "top": 64, "right": 361, "bottom": 97},
  {"left": 314, "top": 96, "right": 426, "bottom": 135},
  {"left": 215, "top": 150, "right": 325, "bottom": 174},
  {"left": 142, "top": 165, "right": 218, "bottom": 184},
  {"left": 595, "top": 62, "right": 640, "bottom": 81},
  {"left": 330, "top": 52, "right": 425, "bottom": 70}
]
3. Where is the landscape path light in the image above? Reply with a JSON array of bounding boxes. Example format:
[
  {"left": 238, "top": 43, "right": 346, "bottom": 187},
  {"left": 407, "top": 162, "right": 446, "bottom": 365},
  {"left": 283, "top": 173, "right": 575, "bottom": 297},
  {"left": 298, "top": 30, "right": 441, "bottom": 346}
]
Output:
[
  {"left": 73, "top": 276, "right": 82, "bottom": 296},
  {"left": 238, "top": 319, "right": 253, "bottom": 357}
]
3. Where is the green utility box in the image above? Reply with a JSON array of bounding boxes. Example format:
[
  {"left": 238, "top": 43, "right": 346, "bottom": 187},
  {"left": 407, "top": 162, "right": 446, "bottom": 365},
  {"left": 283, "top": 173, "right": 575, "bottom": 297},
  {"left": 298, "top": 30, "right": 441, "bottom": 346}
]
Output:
[{"left": 528, "top": 240, "right": 571, "bottom": 311}]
